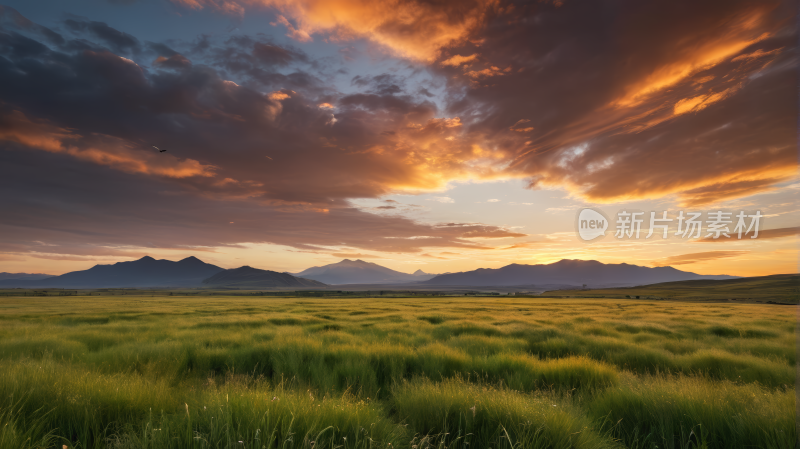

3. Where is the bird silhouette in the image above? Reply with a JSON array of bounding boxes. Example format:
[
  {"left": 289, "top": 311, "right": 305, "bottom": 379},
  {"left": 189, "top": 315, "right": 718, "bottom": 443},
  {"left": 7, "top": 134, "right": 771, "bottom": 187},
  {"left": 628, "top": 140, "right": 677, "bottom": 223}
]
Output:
[{"left": 152, "top": 145, "right": 166, "bottom": 153}]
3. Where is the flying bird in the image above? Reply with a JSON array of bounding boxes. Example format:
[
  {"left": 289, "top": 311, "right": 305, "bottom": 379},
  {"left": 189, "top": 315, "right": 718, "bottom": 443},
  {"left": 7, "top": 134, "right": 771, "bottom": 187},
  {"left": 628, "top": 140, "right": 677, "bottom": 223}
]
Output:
[
  {"left": 152, "top": 145, "right": 166, "bottom": 153},
  {"left": 265, "top": 155, "right": 273, "bottom": 160}
]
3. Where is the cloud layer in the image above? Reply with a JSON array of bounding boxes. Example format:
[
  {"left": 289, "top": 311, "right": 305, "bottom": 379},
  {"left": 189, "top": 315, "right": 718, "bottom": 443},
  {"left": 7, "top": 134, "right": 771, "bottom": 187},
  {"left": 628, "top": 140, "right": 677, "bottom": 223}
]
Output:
[{"left": 0, "top": 1, "right": 795, "bottom": 264}]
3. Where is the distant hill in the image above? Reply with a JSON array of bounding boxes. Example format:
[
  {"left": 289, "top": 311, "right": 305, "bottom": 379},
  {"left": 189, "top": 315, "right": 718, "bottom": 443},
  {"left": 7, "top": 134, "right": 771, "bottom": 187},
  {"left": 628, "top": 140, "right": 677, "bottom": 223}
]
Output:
[
  {"left": 203, "top": 266, "right": 326, "bottom": 288},
  {"left": 422, "top": 259, "right": 737, "bottom": 287},
  {"left": 293, "top": 259, "right": 435, "bottom": 284},
  {"left": 0, "top": 256, "right": 224, "bottom": 288},
  {"left": 0, "top": 272, "right": 53, "bottom": 281},
  {"left": 541, "top": 274, "right": 799, "bottom": 303}
]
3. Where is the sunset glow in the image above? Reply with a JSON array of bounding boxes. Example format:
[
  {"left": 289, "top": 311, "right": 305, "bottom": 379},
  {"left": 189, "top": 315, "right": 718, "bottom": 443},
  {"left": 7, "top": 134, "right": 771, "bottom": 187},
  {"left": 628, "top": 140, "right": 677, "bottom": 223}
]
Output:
[{"left": 0, "top": 0, "right": 795, "bottom": 277}]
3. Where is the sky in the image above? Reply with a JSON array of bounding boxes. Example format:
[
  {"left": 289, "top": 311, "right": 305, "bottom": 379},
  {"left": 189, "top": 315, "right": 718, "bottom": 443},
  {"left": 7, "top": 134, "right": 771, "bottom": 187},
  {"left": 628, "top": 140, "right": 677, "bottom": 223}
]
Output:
[{"left": 0, "top": 0, "right": 796, "bottom": 277}]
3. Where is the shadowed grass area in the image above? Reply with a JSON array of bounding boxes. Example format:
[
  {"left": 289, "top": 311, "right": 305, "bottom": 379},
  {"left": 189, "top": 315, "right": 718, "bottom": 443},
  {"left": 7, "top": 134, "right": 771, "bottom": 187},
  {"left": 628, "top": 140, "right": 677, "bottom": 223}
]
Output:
[
  {"left": 0, "top": 405, "right": 56, "bottom": 449},
  {"left": 0, "top": 295, "right": 794, "bottom": 448}
]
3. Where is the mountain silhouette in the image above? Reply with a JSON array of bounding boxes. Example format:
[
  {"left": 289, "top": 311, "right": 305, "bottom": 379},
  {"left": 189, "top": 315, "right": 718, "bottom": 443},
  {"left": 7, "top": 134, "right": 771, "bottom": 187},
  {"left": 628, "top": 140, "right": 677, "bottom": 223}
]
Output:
[
  {"left": 202, "top": 266, "right": 326, "bottom": 288},
  {"left": 422, "top": 259, "right": 737, "bottom": 287},
  {"left": 0, "top": 272, "right": 53, "bottom": 281},
  {"left": 293, "top": 259, "right": 435, "bottom": 284},
  {"left": 0, "top": 256, "right": 224, "bottom": 288}
]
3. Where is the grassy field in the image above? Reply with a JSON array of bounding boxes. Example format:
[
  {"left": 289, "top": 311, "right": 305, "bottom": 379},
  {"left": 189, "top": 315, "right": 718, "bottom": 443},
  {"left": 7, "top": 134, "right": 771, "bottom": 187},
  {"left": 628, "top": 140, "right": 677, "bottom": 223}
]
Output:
[
  {"left": 543, "top": 274, "right": 800, "bottom": 304},
  {"left": 0, "top": 295, "right": 794, "bottom": 449}
]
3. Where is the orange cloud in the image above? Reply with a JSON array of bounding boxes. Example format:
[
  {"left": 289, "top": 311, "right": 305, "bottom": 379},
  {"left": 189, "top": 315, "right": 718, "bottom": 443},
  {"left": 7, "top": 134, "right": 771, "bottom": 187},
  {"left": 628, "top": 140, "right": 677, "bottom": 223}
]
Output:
[
  {"left": 731, "top": 47, "right": 783, "bottom": 62},
  {"left": 329, "top": 252, "right": 384, "bottom": 259},
  {"left": 0, "top": 110, "right": 215, "bottom": 179},
  {"left": 0, "top": 110, "right": 72, "bottom": 152},
  {"left": 673, "top": 86, "right": 739, "bottom": 116},
  {"left": 510, "top": 119, "right": 534, "bottom": 132},
  {"left": 466, "top": 65, "right": 509, "bottom": 79},
  {"left": 614, "top": 5, "right": 774, "bottom": 107},
  {"left": 697, "top": 226, "right": 799, "bottom": 242},
  {"left": 441, "top": 54, "right": 478, "bottom": 67},
  {"left": 675, "top": 173, "right": 796, "bottom": 207},
  {"left": 652, "top": 250, "right": 748, "bottom": 266},
  {"left": 272, "top": 14, "right": 312, "bottom": 42},
  {"left": 66, "top": 146, "right": 215, "bottom": 178},
  {"left": 170, "top": 0, "right": 498, "bottom": 60}
]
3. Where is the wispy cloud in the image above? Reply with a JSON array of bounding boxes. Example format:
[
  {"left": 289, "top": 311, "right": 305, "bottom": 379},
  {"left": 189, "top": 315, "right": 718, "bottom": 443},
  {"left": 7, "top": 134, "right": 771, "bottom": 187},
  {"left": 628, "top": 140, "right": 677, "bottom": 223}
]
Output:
[{"left": 652, "top": 251, "right": 748, "bottom": 266}]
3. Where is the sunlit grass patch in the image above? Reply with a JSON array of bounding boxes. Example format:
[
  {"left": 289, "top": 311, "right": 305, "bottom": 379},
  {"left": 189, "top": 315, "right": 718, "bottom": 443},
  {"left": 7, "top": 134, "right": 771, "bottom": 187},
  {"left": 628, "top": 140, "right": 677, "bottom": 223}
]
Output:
[
  {"left": 589, "top": 374, "right": 795, "bottom": 449},
  {"left": 0, "top": 357, "right": 176, "bottom": 448},
  {"left": 481, "top": 354, "right": 619, "bottom": 391},
  {"left": 677, "top": 348, "right": 794, "bottom": 387},
  {"left": 393, "top": 377, "right": 618, "bottom": 449}
]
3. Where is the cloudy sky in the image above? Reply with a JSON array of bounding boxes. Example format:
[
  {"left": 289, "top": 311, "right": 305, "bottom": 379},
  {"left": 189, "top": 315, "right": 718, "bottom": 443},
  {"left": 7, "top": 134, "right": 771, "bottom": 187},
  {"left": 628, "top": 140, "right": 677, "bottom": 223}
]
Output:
[{"left": 0, "top": 0, "right": 796, "bottom": 277}]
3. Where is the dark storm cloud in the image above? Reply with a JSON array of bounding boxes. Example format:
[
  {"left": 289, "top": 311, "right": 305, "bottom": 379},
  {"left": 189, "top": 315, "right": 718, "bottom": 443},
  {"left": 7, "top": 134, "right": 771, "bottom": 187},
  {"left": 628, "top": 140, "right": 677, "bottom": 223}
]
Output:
[
  {"left": 202, "top": 34, "right": 319, "bottom": 91},
  {"left": 352, "top": 74, "right": 404, "bottom": 95},
  {"left": 64, "top": 18, "right": 141, "bottom": 54},
  {"left": 218, "top": 35, "right": 307, "bottom": 66},
  {"left": 147, "top": 42, "right": 180, "bottom": 58},
  {"left": 0, "top": 5, "right": 64, "bottom": 45},
  {"left": 152, "top": 53, "right": 192, "bottom": 70}
]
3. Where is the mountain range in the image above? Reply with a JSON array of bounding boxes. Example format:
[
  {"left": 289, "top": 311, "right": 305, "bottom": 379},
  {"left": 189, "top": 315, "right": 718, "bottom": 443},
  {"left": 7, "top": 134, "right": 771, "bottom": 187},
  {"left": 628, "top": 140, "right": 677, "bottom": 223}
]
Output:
[
  {"left": 0, "top": 256, "right": 225, "bottom": 288},
  {"left": 422, "top": 259, "right": 737, "bottom": 287},
  {"left": 0, "top": 272, "right": 53, "bottom": 281},
  {"left": 0, "top": 256, "right": 736, "bottom": 290},
  {"left": 293, "top": 259, "right": 436, "bottom": 284},
  {"left": 203, "top": 266, "right": 326, "bottom": 288}
]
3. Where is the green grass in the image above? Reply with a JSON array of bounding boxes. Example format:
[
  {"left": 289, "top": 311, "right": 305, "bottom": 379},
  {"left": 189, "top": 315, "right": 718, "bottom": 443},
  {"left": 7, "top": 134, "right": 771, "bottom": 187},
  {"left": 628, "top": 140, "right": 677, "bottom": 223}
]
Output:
[
  {"left": 0, "top": 295, "right": 794, "bottom": 448},
  {"left": 589, "top": 374, "right": 794, "bottom": 449},
  {"left": 393, "top": 377, "right": 616, "bottom": 449},
  {"left": 543, "top": 274, "right": 800, "bottom": 303}
]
